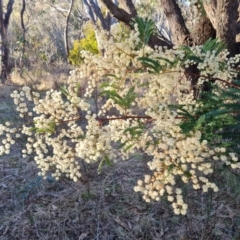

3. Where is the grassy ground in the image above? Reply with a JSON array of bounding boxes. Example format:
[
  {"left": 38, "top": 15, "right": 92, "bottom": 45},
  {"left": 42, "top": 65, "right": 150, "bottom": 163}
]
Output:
[{"left": 0, "top": 82, "right": 240, "bottom": 240}]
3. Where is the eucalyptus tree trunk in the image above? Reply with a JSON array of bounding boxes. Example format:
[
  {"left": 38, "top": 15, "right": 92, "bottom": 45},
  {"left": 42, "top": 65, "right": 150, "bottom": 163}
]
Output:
[
  {"left": 215, "top": 0, "right": 238, "bottom": 56},
  {"left": 0, "top": 0, "right": 14, "bottom": 82}
]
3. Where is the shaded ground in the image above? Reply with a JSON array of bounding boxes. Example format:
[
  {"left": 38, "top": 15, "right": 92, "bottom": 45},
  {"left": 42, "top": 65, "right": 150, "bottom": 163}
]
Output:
[{"left": 0, "top": 83, "right": 240, "bottom": 240}]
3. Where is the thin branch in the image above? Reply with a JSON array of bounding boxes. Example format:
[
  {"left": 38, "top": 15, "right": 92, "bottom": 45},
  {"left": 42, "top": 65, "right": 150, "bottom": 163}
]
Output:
[
  {"left": 64, "top": 0, "right": 74, "bottom": 60},
  {"left": 56, "top": 115, "right": 152, "bottom": 124},
  {"left": 20, "top": 0, "right": 26, "bottom": 32},
  {"left": 20, "top": 0, "right": 26, "bottom": 66}
]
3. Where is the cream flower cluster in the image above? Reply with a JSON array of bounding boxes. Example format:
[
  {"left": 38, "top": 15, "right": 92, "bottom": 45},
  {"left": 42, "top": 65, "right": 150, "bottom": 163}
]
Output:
[
  {"left": 32, "top": 89, "right": 84, "bottom": 121},
  {"left": 10, "top": 86, "right": 38, "bottom": 118},
  {"left": 75, "top": 114, "right": 115, "bottom": 163},
  {"left": 34, "top": 135, "right": 81, "bottom": 182},
  {"left": 134, "top": 127, "right": 239, "bottom": 214},
  {"left": 8, "top": 84, "right": 91, "bottom": 181},
  {"left": 0, "top": 123, "right": 17, "bottom": 155},
  {"left": 1, "top": 21, "right": 240, "bottom": 216}
]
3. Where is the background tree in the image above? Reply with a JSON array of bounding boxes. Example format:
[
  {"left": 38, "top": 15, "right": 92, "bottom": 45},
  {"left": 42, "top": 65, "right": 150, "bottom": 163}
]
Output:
[
  {"left": 2, "top": 0, "right": 240, "bottom": 82},
  {"left": 9, "top": 0, "right": 83, "bottom": 75},
  {"left": 99, "top": 0, "right": 239, "bottom": 55},
  {"left": 90, "top": 0, "right": 239, "bottom": 95}
]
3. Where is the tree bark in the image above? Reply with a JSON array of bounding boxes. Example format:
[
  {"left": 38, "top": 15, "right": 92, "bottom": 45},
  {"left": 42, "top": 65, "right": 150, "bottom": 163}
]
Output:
[
  {"left": 215, "top": 0, "right": 238, "bottom": 56},
  {"left": 203, "top": 0, "right": 238, "bottom": 55},
  {"left": 203, "top": 0, "right": 217, "bottom": 29},
  {"left": 159, "top": 0, "right": 191, "bottom": 46}
]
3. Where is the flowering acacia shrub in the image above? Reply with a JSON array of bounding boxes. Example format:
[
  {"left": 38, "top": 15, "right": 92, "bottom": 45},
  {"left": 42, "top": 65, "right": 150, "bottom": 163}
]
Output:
[
  {"left": 69, "top": 22, "right": 99, "bottom": 66},
  {"left": 1, "top": 21, "right": 240, "bottom": 215}
]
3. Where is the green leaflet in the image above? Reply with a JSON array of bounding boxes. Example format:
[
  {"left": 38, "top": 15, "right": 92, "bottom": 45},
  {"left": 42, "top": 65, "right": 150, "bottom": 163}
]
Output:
[
  {"left": 202, "top": 38, "right": 226, "bottom": 56},
  {"left": 31, "top": 121, "right": 56, "bottom": 134},
  {"left": 194, "top": 115, "right": 206, "bottom": 131},
  {"left": 131, "top": 17, "right": 156, "bottom": 45},
  {"left": 138, "top": 57, "right": 162, "bottom": 73},
  {"left": 97, "top": 156, "right": 112, "bottom": 174},
  {"left": 59, "top": 86, "right": 69, "bottom": 97}
]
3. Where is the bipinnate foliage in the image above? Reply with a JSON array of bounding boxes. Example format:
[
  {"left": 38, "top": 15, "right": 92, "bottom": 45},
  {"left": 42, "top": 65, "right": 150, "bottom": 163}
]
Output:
[
  {"left": 131, "top": 17, "right": 156, "bottom": 47},
  {"left": 69, "top": 22, "right": 99, "bottom": 66},
  {"left": 1, "top": 18, "right": 240, "bottom": 215}
]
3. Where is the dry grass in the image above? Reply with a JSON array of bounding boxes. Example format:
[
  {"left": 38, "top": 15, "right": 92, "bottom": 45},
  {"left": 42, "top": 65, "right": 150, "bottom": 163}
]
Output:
[
  {"left": 0, "top": 82, "right": 240, "bottom": 240},
  {"left": 9, "top": 67, "right": 69, "bottom": 91}
]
